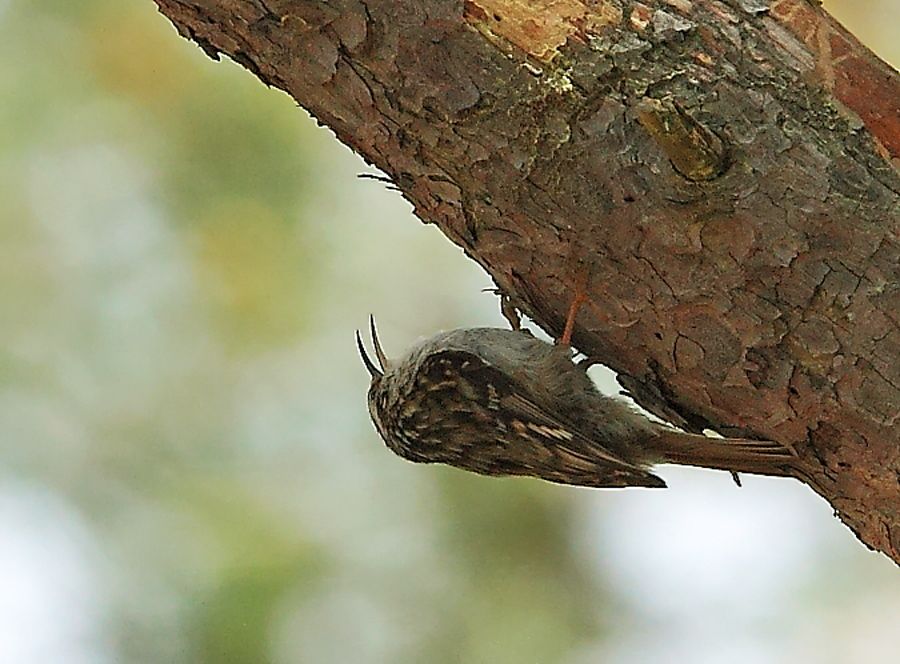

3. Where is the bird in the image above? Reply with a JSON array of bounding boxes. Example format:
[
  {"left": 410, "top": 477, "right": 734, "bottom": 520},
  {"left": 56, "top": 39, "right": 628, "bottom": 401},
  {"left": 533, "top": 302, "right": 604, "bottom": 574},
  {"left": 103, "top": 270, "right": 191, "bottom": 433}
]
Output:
[{"left": 356, "top": 314, "right": 797, "bottom": 489}]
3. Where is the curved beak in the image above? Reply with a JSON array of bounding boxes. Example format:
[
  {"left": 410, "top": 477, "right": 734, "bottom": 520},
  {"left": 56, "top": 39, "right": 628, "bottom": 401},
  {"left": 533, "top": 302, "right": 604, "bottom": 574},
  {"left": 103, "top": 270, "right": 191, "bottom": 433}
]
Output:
[
  {"left": 369, "top": 314, "right": 389, "bottom": 373},
  {"left": 356, "top": 329, "right": 382, "bottom": 378}
]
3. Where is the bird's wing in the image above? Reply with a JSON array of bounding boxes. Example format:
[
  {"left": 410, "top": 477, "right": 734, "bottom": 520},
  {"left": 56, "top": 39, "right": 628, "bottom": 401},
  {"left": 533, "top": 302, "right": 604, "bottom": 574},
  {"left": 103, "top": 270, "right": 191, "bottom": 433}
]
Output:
[{"left": 417, "top": 350, "right": 666, "bottom": 488}]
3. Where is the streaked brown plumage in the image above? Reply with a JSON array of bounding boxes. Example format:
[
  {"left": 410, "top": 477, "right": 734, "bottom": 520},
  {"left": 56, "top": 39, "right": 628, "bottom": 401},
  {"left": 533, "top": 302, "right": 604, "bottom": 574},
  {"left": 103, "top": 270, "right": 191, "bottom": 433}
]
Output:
[{"left": 357, "top": 318, "right": 797, "bottom": 489}]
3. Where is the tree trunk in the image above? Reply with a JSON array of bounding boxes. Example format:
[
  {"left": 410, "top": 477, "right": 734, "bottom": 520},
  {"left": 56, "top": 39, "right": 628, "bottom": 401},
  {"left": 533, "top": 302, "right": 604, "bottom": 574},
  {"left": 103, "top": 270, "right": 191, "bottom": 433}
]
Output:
[{"left": 151, "top": 0, "right": 900, "bottom": 562}]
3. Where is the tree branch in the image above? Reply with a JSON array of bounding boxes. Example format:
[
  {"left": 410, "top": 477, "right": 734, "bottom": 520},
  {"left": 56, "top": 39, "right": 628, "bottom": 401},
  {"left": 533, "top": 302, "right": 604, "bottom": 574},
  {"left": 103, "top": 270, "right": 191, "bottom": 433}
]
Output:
[{"left": 151, "top": 0, "right": 900, "bottom": 562}]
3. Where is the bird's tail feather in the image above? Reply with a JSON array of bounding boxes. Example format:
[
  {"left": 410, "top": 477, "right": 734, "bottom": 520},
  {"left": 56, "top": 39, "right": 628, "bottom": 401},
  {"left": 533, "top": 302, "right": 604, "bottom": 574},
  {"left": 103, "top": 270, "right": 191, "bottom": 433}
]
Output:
[{"left": 648, "top": 431, "right": 797, "bottom": 478}]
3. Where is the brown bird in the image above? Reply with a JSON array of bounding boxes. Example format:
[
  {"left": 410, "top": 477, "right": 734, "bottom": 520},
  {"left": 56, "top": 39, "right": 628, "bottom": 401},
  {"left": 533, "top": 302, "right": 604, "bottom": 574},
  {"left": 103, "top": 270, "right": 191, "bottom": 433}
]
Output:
[{"left": 357, "top": 316, "right": 796, "bottom": 489}]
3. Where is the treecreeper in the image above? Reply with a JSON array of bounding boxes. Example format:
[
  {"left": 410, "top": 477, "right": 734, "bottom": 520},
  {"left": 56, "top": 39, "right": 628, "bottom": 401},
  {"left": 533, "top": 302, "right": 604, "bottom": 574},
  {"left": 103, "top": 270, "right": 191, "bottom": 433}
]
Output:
[{"left": 356, "top": 307, "right": 797, "bottom": 489}]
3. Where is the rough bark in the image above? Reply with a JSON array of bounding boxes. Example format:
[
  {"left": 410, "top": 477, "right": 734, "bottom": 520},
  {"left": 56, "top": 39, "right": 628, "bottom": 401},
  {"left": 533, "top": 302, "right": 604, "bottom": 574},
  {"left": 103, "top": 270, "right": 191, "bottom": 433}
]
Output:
[{"left": 151, "top": 0, "right": 899, "bottom": 561}]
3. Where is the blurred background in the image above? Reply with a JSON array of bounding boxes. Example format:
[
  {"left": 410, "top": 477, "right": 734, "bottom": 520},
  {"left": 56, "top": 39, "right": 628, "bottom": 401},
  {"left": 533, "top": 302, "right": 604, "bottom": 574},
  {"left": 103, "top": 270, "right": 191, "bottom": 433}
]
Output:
[{"left": 1, "top": 1, "right": 898, "bottom": 662}]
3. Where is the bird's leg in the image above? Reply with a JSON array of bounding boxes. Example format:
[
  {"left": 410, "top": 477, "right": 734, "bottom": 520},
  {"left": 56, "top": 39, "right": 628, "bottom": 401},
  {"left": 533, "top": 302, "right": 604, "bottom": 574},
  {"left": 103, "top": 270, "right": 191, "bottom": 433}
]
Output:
[
  {"left": 559, "top": 293, "right": 586, "bottom": 347},
  {"left": 558, "top": 269, "right": 590, "bottom": 348},
  {"left": 500, "top": 293, "right": 522, "bottom": 332}
]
